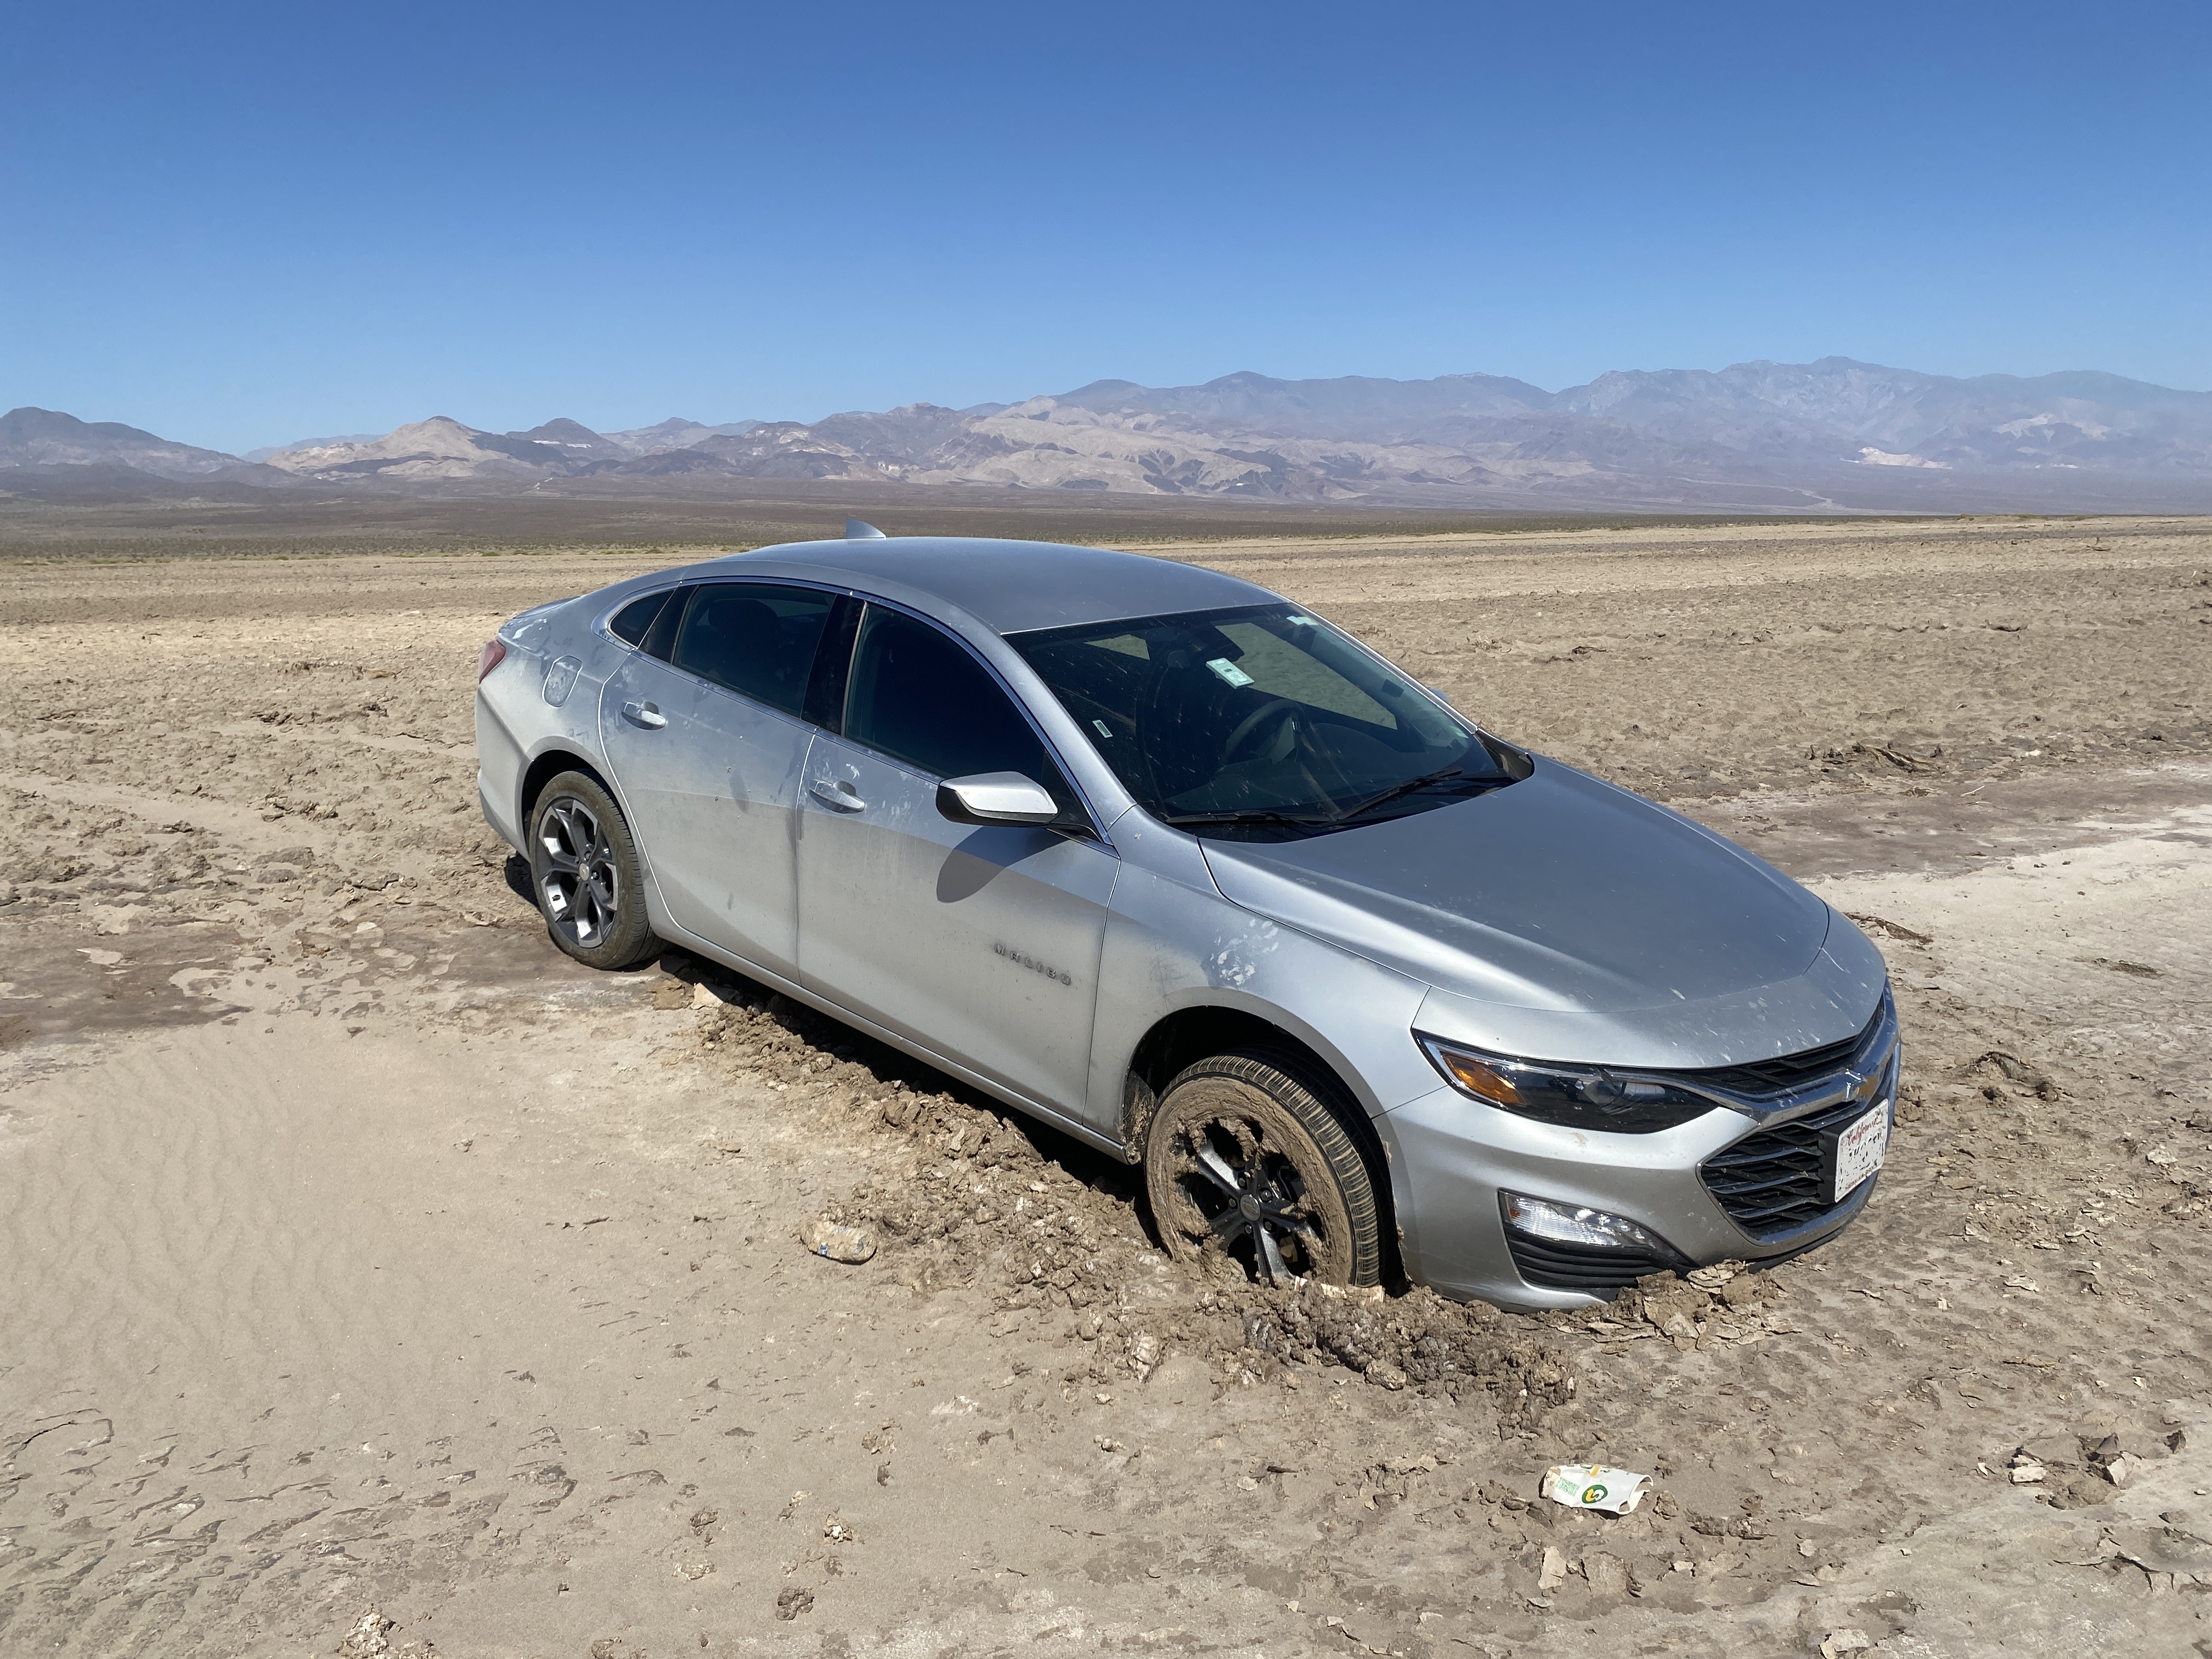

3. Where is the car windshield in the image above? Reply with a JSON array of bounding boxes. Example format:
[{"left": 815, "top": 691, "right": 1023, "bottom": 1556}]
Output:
[{"left": 1009, "top": 603, "right": 1517, "bottom": 839}]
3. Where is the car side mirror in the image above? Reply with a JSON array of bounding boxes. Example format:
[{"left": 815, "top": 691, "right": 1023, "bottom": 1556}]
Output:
[{"left": 936, "top": 772, "right": 1061, "bottom": 828}]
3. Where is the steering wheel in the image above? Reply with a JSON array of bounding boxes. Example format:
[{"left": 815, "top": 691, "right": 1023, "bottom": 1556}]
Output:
[{"left": 1220, "top": 697, "right": 1299, "bottom": 765}]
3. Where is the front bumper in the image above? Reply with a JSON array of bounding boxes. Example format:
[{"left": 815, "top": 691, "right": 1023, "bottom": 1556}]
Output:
[{"left": 1387, "top": 1002, "right": 1900, "bottom": 1310}]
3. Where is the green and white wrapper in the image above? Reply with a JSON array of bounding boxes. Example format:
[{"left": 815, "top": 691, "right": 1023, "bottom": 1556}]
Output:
[{"left": 1539, "top": 1463, "right": 1651, "bottom": 1515}]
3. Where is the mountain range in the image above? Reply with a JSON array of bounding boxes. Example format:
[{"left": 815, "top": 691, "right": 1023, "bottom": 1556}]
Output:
[{"left": 8, "top": 357, "right": 2212, "bottom": 513}]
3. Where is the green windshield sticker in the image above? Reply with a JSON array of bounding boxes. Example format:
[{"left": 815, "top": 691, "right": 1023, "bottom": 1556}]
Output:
[{"left": 1206, "top": 657, "right": 1255, "bottom": 688}]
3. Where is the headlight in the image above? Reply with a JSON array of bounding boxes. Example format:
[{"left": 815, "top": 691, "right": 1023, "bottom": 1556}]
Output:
[{"left": 1417, "top": 1035, "right": 1719, "bottom": 1133}]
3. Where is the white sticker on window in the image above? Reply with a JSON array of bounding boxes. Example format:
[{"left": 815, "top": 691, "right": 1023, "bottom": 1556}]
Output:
[
  {"left": 1092, "top": 718, "right": 1113, "bottom": 740},
  {"left": 1286, "top": 614, "right": 1316, "bottom": 627},
  {"left": 1206, "top": 657, "right": 1255, "bottom": 688}
]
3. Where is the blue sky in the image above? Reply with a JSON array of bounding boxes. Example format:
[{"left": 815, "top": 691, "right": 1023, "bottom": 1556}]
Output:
[{"left": 4, "top": 1, "right": 2207, "bottom": 453}]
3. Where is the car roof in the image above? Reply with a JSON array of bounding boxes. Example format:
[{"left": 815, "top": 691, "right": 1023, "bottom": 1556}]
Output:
[{"left": 713, "top": 536, "right": 1278, "bottom": 636}]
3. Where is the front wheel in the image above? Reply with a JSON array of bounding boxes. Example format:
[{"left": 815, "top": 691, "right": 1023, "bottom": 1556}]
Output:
[
  {"left": 527, "top": 771, "right": 659, "bottom": 969},
  {"left": 1143, "top": 1051, "right": 1383, "bottom": 1288}
]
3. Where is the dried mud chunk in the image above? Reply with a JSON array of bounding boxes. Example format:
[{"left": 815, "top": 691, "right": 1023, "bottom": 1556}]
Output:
[
  {"left": 1582, "top": 1551, "right": 1630, "bottom": 1597},
  {"left": 800, "top": 1217, "right": 877, "bottom": 1264},
  {"left": 775, "top": 1586, "right": 815, "bottom": 1620},
  {"left": 337, "top": 1610, "right": 398, "bottom": 1658}
]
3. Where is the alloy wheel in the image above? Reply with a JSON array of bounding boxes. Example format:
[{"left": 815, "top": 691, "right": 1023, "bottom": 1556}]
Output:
[{"left": 537, "top": 794, "right": 620, "bottom": 950}]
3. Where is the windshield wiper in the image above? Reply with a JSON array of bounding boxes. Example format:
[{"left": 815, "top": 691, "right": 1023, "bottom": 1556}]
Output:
[
  {"left": 1158, "top": 765, "right": 1503, "bottom": 833},
  {"left": 1334, "top": 764, "right": 1496, "bottom": 823},
  {"left": 1154, "top": 807, "right": 1342, "bottom": 830}
]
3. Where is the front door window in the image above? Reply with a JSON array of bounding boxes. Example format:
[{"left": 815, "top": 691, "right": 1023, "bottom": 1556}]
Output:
[{"left": 842, "top": 605, "right": 1075, "bottom": 805}]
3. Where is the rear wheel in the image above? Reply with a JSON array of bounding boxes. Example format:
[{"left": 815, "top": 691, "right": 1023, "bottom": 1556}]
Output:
[
  {"left": 1143, "top": 1050, "right": 1382, "bottom": 1288},
  {"left": 527, "top": 771, "right": 658, "bottom": 969}
]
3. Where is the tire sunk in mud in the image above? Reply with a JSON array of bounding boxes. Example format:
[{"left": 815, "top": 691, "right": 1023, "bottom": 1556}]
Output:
[
  {"left": 1144, "top": 1049, "right": 1383, "bottom": 1289},
  {"left": 528, "top": 771, "right": 659, "bottom": 970}
]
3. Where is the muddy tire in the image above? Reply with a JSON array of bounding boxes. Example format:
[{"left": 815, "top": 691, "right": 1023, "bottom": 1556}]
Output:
[
  {"left": 527, "top": 771, "right": 659, "bottom": 970},
  {"left": 1143, "top": 1050, "right": 1383, "bottom": 1288}
]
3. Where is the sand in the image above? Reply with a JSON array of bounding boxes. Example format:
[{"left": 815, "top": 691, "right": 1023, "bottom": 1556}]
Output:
[{"left": 2, "top": 515, "right": 2209, "bottom": 1656}]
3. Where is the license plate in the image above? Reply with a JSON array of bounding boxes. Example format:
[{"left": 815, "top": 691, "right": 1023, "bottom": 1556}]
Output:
[{"left": 1829, "top": 1104, "right": 1890, "bottom": 1203}]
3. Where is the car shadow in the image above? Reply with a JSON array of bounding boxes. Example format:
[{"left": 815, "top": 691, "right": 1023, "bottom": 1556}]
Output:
[{"left": 935, "top": 826, "right": 1059, "bottom": 904}]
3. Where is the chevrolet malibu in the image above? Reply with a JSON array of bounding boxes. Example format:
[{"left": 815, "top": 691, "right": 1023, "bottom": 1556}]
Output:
[{"left": 473, "top": 525, "right": 1896, "bottom": 1308}]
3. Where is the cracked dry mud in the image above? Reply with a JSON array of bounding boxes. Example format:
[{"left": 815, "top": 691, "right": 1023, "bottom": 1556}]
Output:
[{"left": 1, "top": 515, "right": 2209, "bottom": 1657}]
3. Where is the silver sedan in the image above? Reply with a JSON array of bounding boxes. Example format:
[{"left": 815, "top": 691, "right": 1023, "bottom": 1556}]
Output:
[{"left": 474, "top": 524, "right": 1895, "bottom": 1308}]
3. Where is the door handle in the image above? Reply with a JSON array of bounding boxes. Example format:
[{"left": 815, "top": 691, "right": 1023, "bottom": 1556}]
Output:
[
  {"left": 622, "top": 701, "right": 667, "bottom": 730},
  {"left": 809, "top": 776, "right": 867, "bottom": 811}
]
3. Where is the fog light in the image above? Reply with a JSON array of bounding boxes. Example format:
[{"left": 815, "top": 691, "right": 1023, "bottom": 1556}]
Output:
[{"left": 1502, "top": 1192, "right": 1672, "bottom": 1255}]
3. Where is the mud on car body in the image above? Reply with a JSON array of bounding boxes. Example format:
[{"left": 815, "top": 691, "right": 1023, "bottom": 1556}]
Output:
[{"left": 474, "top": 527, "right": 1895, "bottom": 1310}]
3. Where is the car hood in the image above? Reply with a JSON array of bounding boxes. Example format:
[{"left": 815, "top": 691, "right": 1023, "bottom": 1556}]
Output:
[{"left": 1198, "top": 760, "right": 1881, "bottom": 1067}]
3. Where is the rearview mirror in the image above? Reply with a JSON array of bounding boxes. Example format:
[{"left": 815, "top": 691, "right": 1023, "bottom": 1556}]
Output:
[{"left": 936, "top": 772, "right": 1060, "bottom": 827}]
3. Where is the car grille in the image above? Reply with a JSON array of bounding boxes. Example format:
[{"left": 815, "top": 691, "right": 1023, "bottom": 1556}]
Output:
[
  {"left": 1677, "top": 1022, "right": 1872, "bottom": 1098},
  {"left": 1505, "top": 1228, "right": 1691, "bottom": 1294},
  {"left": 1700, "top": 1093, "right": 1884, "bottom": 1235}
]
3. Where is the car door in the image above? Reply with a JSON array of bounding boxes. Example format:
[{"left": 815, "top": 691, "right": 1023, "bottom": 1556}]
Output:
[
  {"left": 600, "top": 581, "right": 844, "bottom": 980},
  {"left": 796, "top": 602, "right": 1118, "bottom": 1120}
]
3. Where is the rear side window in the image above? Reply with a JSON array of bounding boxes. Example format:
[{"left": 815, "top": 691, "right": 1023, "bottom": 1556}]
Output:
[
  {"left": 670, "top": 583, "right": 838, "bottom": 716},
  {"left": 608, "top": 589, "right": 672, "bottom": 648},
  {"left": 844, "top": 606, "right": 1065, "bottom": 792}
]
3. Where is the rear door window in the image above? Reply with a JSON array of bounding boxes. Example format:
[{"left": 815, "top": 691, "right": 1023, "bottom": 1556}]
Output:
[{"left": 669, "top": 583, "right": 839, "bottom": 717}]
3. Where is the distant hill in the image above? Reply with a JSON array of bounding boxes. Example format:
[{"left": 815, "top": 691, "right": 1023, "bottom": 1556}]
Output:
[
  {"left": 10, "top": 358, "right": 2212, "bottom": 511},
  {"left": 602, "top": 417, "right": 763, "bottom": 454},
  {"left": 242, "top": 432, "right": 383, "bottom": 463},
  {"left": 506, "top": 418, "right": 630, "bottom": 464},
  {"left": 0, "top": 407, "right": 264, "bottom": 479}
]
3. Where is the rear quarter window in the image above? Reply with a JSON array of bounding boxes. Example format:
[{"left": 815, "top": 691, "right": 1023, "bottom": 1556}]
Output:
[{"left": 609, "top": 589, "right": 673, "bottom": 648}]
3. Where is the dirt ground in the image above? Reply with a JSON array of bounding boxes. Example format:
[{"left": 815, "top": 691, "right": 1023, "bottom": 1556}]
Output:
[{"left": 2, "top": 514, "right": 2209, "bottom": 1658}]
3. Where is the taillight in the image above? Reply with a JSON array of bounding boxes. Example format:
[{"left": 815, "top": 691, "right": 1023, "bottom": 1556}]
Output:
[{"left": 478, "top": 639, "right": 507, "bottom": 681}]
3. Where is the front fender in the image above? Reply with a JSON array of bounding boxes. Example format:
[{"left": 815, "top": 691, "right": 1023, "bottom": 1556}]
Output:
[{"left": 1086, "top": 855, "right": 1444, "bottom": 1274}]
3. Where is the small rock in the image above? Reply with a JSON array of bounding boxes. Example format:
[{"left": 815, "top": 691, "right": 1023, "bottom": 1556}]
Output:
[
  {"left": 652, "top": 979, "right": 691, "bottom": 1010},
  {"left": 775, "top": 1586, "right": 814, "bottom": 1620},
  {"left": 1366, "top": 1363, "right": 1409, "bottom": 1391},
  {"left": 800, "top": 1217, "right": 876, "bottom": 1264},
  {"left": 1537, "top": 1544, "right": 1569, "bottom": 1592},
  {"left": 2009, "top": 1462, "right": 2046, "bottom": 1484},
  {"left": 1819, "top": 1630, "right": 1873, "bottom": 1658}
]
